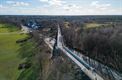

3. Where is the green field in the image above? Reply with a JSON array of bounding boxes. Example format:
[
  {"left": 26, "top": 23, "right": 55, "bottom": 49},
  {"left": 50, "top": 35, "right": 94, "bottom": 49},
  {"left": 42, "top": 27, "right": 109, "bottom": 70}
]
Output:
[
  {"left": 0, "top": 24, "right": 27, "bottom": 80},
  {"left": 84, "top": 23, "right": 111, "bottom": 29},
  {"left": 0, "top": 24, "right": 19, "bottom": 33}
]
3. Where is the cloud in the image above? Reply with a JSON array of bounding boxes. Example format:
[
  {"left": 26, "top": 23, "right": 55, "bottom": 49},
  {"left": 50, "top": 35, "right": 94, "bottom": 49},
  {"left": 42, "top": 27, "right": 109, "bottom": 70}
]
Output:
[
  {"left": 6, "top": 1, "right": 30, "bottom": 7},
  {"left": 63, "top": 4, "right": 82, "bottom": 11},
  {"left": 40, "top": 0, "right": 65, "bottom": 6},
  {"left": 1, "top": 5, "right": 121, "bottom": 15},
  {"left": 0, "top": 6, "right": 49, "bottom": 15},
  {"left": 49, "top": 0, "right": 65, "bottom": 6},
  {"left": 37, "top": 0, "right": 122, "bottom": 15},
  {"left": 1, "top": 0, "right": 121, "bottom": 15},
  {"left": 91, "top": 1, "right": 111, "bottom": 10},
  {"left": 0, "top": 5, "right": 3, "bottom": 8},
  {"left": 40, "top": 0, "right": 82, "bottom": 11},
  {"left": 87, "top": 1, "right": 121, "bottom": 15},
  {"left": 0, "top": 4, "right": 7, "bottom": 9},
  {"left": 40, "top": 0, "right": 49, "bottom": 2}
]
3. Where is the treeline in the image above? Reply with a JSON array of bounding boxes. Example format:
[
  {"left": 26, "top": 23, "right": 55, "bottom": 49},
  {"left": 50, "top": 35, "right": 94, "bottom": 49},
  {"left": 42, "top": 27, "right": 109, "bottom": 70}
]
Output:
[
  {"left": 0, "top": 15, "right": 122, "bottom": 26},
  {"left": 61, "top": 21, "right": 122, "bottom": 73}
]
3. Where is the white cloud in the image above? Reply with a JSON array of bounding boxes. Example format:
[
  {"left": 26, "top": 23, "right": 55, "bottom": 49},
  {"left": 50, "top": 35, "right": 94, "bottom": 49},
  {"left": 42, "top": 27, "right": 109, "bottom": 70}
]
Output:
[
  {"left": 1, "top": 5, "right": 121, "bottom": 15},
  {"left": 91, "top": 1, "right": 111, "bottom": 10},
  {"left": 63, "top": 4, "right": 82, "bottom": 11},
  {"left": 1, "top": 0, "right": 121, "bottom": 15},
  {"left": 39, "top": 0, "right": 82, "bottom": 12},
  {"left": 6, "top": 1, "right": 30, "bottom": 7},
  {"left": 40, "top": 0, "right": 65, "bottom": 6},
  {"left": 49, "top": 0, "right": 65, "bottom": 6},
  {"left": 37, "top": 0, "right": 122, "bottom": 15},
  {"left": 0, "top": 6, "right": 49, "bottom": 15},
  {"left": 87, "top": 1, "right": 121, "bottom": 15},
  {"left": 0, "top": 5, "right": 4, "bottom": 8},
  {"left": 13, "top": 2, "right": 29, "bottom": 6},
  {"left": 40, "top": 0, "right": 49, "bottom": 2},
  {"left": 0, "top": 4, "right": 7, "bottom": 9}
]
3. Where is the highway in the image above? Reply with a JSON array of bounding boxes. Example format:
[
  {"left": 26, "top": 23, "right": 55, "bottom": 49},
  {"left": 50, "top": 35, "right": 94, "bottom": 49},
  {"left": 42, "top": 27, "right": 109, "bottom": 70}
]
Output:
[{"left": 44, "top": 25, "right": 122, "bottom": 80}]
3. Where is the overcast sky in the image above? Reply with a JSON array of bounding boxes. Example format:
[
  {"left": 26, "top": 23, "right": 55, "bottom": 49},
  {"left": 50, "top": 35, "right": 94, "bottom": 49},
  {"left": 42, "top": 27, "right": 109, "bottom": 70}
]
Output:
[{"left": 0, "top": 0, "right": 122, "bottom": 15}]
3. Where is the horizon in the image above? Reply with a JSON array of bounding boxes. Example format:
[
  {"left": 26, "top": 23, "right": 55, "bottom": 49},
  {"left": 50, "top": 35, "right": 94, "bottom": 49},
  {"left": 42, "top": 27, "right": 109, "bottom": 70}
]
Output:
[{"left": 0, "top": 14, "right": 122, "bottom": 16}]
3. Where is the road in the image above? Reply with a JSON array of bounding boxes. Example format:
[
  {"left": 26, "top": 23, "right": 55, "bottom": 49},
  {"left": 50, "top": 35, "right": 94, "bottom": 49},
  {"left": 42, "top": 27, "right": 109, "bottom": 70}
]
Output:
[
  {"left": 44, "top": 25, "right": 122, "bottom": 80},
  {"left": 57, "top": 25, "right": 104, "bottom": 80}
]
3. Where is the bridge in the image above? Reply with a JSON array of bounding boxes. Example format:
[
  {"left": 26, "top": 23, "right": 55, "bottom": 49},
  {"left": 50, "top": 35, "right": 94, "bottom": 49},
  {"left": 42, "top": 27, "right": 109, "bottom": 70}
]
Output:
[{"left": 44, "top": 25, "right": 122, "bottom": 80}]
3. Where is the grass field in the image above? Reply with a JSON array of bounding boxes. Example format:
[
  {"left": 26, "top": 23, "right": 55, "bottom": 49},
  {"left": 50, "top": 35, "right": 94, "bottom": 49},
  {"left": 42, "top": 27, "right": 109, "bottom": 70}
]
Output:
[
  {"left": 0, "top": 24, "right": 19, "bottom": 33},
  {"left": 84, "top": 23, "right": 111, "bottom": 29},
  {"left": 0, "top": 24, "right": 28, "bottom": 80}
]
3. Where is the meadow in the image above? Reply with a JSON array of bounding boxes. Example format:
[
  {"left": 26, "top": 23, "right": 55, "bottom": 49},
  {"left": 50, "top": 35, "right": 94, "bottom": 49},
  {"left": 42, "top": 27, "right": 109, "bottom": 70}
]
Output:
[
  {"left": 84, "top": 22, "right": 112, "bottom": 29},
  {"left": 0, "top": 23, "right": 27, "bottom": 80}
]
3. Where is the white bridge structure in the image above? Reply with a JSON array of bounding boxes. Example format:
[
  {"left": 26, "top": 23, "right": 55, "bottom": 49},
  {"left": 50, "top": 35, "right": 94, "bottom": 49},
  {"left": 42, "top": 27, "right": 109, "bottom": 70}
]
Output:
[{"left": 44, "top": 25, "right": 122, "bottom": 80}]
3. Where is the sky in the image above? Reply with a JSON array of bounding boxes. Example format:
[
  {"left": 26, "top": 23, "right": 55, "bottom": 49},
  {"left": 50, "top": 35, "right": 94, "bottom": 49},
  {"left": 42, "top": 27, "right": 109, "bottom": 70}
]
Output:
[{"left": 0, "top": 0, "right": 122, "bottom": 15}]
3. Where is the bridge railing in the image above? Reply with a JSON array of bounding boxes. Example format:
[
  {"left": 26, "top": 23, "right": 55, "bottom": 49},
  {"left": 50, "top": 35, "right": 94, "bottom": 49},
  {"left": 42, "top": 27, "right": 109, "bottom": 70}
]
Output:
[
  {"left": 57, "top": 25, "right": 122, "bottom": 80},
  {"left": 68, "top": 48, "right": 122, "bottom": 80}
]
